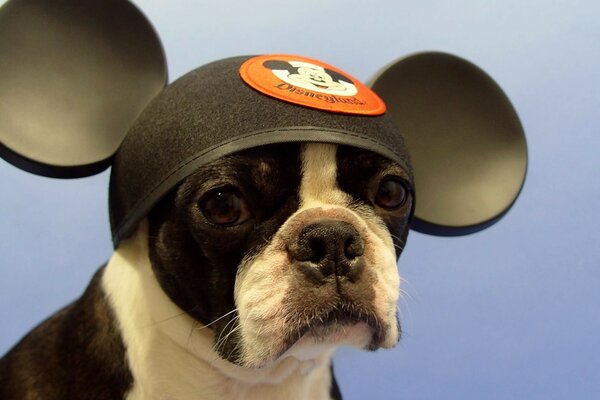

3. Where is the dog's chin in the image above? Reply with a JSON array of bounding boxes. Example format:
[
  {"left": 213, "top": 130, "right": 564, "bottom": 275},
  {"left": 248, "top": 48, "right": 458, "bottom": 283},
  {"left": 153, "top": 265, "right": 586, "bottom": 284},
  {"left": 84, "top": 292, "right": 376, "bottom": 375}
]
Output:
[
  {"left": 280, "top": 321, "right": 375, "bottom": 363},
  {"left": 239, "top": 303, "right": 391, "bottom": 369},
  {"left": 288, "top": 306, "right": 385, "bottom": 348}
]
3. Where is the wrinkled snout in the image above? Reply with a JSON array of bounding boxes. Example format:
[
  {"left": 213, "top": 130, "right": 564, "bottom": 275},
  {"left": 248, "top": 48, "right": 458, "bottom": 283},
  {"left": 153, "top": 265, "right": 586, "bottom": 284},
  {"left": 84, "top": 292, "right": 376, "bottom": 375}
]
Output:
[{"left": 288, "top": 219, "right": 365, "bottom": 284}]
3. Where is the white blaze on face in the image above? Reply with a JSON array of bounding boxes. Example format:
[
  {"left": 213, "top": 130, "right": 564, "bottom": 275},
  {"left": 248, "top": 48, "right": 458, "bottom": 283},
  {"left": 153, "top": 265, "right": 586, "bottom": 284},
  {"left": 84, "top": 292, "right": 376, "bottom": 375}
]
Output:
[{"left": 234, "top": 143, "right": 401, "bottom": 367}]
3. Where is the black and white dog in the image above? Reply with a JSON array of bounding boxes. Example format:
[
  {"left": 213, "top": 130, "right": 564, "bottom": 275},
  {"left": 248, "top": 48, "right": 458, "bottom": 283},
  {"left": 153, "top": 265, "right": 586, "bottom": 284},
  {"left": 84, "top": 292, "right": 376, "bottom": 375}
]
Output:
[
  {"left": 0, "top": 142, "right": 412, "bottom": 399},
  {"left": 0, "top": 2, "right": 526, "bottom": 399},
  {"left": 0, "top": 42, "right": 526, "bottom": 397}
]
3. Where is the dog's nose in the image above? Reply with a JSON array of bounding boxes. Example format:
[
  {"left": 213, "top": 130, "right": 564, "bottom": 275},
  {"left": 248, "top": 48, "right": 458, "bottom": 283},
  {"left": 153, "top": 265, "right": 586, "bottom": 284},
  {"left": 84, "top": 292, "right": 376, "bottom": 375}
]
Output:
[{"left": 289, "top": 220, "right": 365, "bottom": 283}]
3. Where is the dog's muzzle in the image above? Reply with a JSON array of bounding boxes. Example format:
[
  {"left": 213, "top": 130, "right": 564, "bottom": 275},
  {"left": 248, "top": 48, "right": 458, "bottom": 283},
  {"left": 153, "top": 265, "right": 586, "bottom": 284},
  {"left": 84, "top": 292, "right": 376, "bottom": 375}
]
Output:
[{"left": 289, "top": 219, "right": 366, "bottom": 284}]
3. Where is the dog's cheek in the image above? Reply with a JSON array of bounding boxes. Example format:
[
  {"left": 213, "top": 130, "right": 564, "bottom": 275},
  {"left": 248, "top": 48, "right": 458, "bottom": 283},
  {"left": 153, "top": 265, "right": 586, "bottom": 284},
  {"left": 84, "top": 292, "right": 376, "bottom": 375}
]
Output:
[
  {"left": 382, "top": 211, "right": 412, "bottom": 259},
  {"left": 360, "top": 218, "right": 403, "bottom": 347},
  {"left": 148, "top": 216, "right": 240, "bottom": 328},
  {"left": 366, "top": 239, "right": 401, "bottom": 347},
  {"left": 234, "top": 249, "right": 293, "bottom": 367}
]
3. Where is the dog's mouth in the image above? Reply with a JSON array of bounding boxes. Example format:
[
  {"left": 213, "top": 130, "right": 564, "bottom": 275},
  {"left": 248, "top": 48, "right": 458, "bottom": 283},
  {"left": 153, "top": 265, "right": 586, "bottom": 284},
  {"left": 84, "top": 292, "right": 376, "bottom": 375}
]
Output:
[{"left": 276, "top": 299, "right": 387, "bottom": 359}]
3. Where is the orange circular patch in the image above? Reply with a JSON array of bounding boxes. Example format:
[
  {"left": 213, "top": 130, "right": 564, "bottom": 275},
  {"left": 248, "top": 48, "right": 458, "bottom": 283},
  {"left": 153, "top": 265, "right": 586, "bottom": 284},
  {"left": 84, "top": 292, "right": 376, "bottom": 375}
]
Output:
[{"left": 240, "top": 54, "right": 386, "bottom": 116}]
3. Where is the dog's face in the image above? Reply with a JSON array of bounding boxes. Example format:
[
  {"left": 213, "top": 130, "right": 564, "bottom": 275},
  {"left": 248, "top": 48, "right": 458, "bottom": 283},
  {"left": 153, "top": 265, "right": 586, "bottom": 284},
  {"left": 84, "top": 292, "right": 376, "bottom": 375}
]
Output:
[{"left": 147, "top": 142, "right": 413, "bottom": 368}]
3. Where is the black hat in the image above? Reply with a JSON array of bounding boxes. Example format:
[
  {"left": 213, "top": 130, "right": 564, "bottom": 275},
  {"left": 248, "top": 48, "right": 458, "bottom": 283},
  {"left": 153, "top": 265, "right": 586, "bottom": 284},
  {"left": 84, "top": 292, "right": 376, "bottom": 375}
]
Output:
[
  {"left": 109, "top": 55, "right": 412, "bottom": 245},
  {"left": 0, "top": 0, "right": 527, "bottom": 247}
]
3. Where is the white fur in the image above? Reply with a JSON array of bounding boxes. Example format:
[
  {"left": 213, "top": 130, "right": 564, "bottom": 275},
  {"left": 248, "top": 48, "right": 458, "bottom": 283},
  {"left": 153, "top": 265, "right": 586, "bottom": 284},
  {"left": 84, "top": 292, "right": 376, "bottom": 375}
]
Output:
[{"left": 102, "top": 222, "right": 334, "bottom": 400}]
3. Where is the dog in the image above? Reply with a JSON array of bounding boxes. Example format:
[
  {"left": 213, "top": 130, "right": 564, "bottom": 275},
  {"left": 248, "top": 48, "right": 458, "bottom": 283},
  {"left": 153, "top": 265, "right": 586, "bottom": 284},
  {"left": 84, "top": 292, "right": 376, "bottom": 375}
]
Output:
[
  {"left": 0, "top": 51, "right": 415, "bottom": 399},
  {"left": 0, "top": 1, "right": 528, "bottom": 398},
  {"left": 0, "top": 139, "right": 413, "bottom": 399}
]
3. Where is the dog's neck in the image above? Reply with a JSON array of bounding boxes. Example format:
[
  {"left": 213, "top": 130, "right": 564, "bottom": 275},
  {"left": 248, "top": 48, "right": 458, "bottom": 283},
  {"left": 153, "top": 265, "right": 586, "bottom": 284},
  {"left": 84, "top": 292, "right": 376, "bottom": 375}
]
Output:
[{"left": 102, "top": 222, "right": 335, "bottom": 400}]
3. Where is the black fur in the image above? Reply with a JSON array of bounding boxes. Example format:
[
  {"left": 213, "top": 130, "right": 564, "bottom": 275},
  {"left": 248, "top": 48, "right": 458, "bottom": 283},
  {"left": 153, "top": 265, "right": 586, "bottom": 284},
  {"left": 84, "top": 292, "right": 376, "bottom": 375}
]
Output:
[
  {"left": 0, "top": 268, "right": 132, "bottom": 400},
  {"left": 147, "top": 143, "right": 303, "bottom": 364},
  {"left": 337, "top": 145, "right": 413, "bottom": 255}
]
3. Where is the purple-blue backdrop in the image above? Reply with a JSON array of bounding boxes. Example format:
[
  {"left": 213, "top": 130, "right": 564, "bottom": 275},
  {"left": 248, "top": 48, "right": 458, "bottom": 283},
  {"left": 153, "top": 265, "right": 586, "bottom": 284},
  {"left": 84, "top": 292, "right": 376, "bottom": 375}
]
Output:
[{"left": 1, "top": 1, "right": 599, "bottom": 398}]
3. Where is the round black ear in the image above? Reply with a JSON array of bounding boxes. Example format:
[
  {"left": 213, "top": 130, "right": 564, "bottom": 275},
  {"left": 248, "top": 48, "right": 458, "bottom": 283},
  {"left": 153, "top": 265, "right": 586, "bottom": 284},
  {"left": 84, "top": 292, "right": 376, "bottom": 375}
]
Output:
[
  {"left": 0, "top": 0, "right": 167, "bottom": 178},
  {"left": 371, "top": 52, "right": 527, "bottom": 236}
]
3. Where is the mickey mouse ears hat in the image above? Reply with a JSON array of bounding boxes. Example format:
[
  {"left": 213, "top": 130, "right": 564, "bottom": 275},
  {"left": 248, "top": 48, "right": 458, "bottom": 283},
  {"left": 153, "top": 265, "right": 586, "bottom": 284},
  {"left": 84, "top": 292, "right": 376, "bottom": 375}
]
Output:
[
  {"left": 0, "top": 0, "right": 166, "bottom": 178},
  {"left": 0, "top": 0, "right": 527, "bottom": 247},
  {"left": 110, "top": 54, "right": 417, "bottom": 245}
]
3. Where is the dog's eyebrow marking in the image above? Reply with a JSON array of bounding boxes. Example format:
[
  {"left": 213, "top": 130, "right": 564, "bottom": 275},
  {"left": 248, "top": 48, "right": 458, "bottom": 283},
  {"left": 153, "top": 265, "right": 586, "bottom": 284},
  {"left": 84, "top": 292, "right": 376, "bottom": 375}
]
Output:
[{"left": 299, "top": 143, "right": 352, "bottom": 207}]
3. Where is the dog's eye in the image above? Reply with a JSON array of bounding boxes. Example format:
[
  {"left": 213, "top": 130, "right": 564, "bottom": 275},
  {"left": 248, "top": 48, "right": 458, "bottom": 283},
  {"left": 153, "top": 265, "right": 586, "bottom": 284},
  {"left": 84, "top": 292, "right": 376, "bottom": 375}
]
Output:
[
  {"left": 375, "top": 177, "right": 409, "bottom": 209},
  {"left": 200, "top": 189, "right": 251, "bottom": 226}
]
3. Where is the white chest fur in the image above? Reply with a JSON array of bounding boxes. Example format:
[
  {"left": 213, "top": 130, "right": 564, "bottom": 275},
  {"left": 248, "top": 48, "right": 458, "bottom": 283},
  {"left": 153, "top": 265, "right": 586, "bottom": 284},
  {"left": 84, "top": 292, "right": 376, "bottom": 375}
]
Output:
[{"left": 101, "top": 223, "right": 335, "bottom": 400}]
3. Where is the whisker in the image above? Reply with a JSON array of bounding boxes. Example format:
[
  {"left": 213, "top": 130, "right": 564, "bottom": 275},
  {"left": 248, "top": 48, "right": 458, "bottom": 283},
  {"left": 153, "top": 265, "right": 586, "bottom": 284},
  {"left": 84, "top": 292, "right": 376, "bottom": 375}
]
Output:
[
  {"left": 214, "top": 314, "right": 240, "bottom": 343},
  {"left": 193, "top": 308, "right": 239, "bottom": 331},
  {"left": 214, "top": 316, "right": 241, "bottom": 355},
  {"left": 397, "top": 276, "right": 417, "bottom": 336},
  {"left": 146, "top": 311, "right": 187, "bottom": 327},
  {"left": 186, "top": 320, "right": 201, "bottom": 353}
]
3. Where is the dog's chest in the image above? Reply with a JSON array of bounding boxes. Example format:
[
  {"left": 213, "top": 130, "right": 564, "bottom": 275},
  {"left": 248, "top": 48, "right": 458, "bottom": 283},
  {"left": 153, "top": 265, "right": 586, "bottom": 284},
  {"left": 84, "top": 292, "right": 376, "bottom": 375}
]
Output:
[{"left": 102, "top": 237, "right": 336, "bottom": 400}]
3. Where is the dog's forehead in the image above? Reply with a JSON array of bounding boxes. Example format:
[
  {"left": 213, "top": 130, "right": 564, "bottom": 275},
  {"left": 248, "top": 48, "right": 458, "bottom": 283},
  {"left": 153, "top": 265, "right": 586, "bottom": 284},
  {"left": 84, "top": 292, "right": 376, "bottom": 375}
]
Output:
[
  {"left": 179, "top": 144, "right": 301, "bottom": 189},
  {"left": 179, "top": 143, "right": 407, "bottom": 190},
  {"left": 170, "top": 144, "right": 412, "bottom": 220},
  {"left": 212, "top": 143, "right": 405, "bottom": 174},
  {"left": 337, "top": 145, "right": 409, "bottom": 174}
]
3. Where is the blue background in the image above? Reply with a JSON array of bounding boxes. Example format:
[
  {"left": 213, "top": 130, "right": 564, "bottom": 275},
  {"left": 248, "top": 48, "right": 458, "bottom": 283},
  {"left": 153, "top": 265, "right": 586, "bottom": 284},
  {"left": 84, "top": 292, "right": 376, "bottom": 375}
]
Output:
[{"left": 1, "top": 1, "right": 599, "bottom": 398}]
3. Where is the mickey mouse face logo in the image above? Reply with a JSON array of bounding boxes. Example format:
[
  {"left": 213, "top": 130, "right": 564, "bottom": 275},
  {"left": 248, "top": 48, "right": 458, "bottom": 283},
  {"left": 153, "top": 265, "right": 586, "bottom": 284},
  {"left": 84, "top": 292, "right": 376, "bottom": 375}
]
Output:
[
  {"left": 263, "top": 60, "right": 358, "bottom": 96},
  {"left": 239, "top": 54, "right": 386, "bottom": 115}
]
